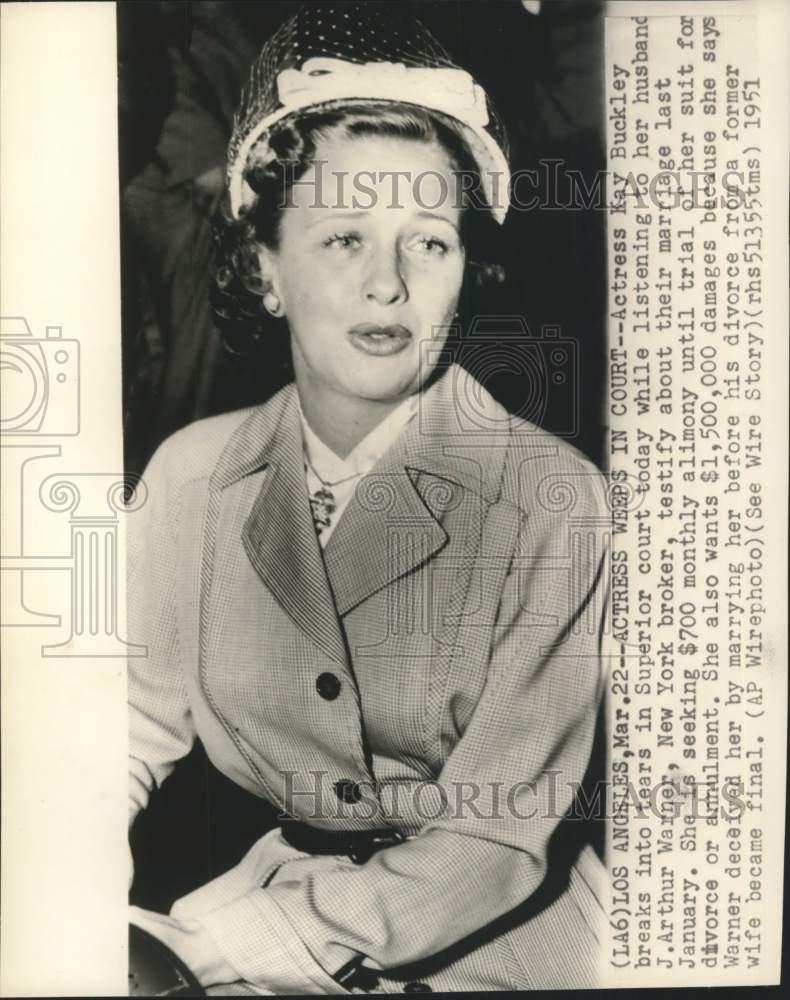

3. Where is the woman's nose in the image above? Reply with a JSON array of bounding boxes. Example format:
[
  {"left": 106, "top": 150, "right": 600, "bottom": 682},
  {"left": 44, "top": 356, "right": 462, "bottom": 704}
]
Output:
[{"left": 363, "top": 248, "right": 408, "bottom": 306}]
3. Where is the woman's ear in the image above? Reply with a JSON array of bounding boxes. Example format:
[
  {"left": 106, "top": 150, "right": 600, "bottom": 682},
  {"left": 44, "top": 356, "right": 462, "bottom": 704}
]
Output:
[{"left": 257, "top": 244, "right": 285, "bottom": 317}]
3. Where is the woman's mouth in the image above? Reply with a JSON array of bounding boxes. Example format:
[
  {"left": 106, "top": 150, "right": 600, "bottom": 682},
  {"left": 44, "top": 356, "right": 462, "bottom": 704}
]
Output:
[{"left": 347, "top": 324, "right": 412, "bottom": 357}]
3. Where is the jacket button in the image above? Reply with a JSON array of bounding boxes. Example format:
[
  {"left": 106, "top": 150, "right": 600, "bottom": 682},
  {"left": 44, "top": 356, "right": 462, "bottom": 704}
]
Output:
[
  {"left": 316, "top": 672, "right": 341, "bottom": 701},
  {"left": 404, "top": 983, "right": 432, "bottom": 993},
  {"left": 334, "top": 779, "right": 362, "bottom": 804}
]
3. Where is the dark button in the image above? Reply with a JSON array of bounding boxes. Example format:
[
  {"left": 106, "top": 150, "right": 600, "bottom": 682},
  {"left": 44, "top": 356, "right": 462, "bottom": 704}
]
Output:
[
  {"left": 334, "top": 779, "right": 362, "bottom": 804},
  {"left": 316, "top": 672, "right": 341, "bottom": 701},
  {"left": 404, "top": 982, "right": 432, "bottom": 993}
]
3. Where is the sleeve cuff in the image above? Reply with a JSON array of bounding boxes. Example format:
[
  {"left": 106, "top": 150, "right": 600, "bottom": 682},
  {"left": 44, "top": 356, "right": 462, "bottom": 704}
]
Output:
[
  {"left": 129, "top": 760, "right": 153, "bottom": 824},
  {"left": 196, "top": 890, "right": 355, "bottom": 995}
]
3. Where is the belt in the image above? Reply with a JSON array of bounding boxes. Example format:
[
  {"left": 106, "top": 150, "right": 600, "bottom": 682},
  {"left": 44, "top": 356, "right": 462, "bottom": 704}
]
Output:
[{"left": 279, "top": 820, "right": 405, "bottom": 865}]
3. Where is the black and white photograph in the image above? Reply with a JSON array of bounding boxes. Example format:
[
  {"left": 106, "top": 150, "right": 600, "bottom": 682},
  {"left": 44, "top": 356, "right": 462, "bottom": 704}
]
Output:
[
  {"left": 122, "top": 2, "right": 609, "bottom": 993},
  {"left": 0, "top": 1, "right": 787, "bottom": 996}
]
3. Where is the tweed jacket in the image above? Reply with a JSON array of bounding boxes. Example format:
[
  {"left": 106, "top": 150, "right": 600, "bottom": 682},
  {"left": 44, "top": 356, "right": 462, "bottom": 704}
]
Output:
[{"left": 128, "top": 364, "right": 611, "bottom": 994}]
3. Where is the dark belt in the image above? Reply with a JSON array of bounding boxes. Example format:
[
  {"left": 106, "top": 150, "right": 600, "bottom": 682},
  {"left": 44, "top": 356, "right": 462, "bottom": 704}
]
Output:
[{"left": 279, "top": 819, "right": 405, "bottom": 865}]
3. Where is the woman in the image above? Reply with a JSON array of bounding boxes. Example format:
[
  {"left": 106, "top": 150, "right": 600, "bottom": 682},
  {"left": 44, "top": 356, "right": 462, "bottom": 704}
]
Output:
[{"left": 128, "top": 5, "right": 610, "bottom": 994}]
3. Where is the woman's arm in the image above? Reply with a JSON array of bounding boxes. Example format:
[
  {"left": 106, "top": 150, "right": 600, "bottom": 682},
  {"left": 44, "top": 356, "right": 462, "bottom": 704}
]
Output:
[{"left": 128, "top": 438, "right": 196, "bottom": 827}]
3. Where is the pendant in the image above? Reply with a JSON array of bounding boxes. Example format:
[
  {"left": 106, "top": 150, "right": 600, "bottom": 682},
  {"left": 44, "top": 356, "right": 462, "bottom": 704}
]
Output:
[{"left": 310, "top": 486, "right": 336, "bottom": 535}]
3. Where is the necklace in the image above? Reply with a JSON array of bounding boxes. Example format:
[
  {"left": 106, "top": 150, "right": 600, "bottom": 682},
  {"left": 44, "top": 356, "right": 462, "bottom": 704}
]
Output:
[
  {"left": 305, "top": 459, "right": 363, "bottom": 535},
  {"left": 305, "top": 459, "right": 364, "bottom": 490}
]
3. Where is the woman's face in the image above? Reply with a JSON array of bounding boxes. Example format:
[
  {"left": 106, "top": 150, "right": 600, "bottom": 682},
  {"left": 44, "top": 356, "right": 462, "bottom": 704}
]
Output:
[{"left": 259, "top": 132, "right": 465, "bottom": 407}]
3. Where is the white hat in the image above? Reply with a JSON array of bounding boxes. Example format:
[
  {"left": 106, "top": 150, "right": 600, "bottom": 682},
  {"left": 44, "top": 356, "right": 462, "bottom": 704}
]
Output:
[{"left": 227, "top": 3, "right": 511, "bottom": 224}]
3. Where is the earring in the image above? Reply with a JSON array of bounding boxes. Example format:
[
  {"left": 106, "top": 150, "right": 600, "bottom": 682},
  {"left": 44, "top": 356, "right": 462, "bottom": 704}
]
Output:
[{"left": 263, "top": 292, "right": 281, "bottom": 316}]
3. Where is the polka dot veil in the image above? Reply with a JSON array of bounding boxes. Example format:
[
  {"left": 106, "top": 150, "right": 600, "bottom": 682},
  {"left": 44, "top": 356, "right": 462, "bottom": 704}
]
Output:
[{"left": 226, "top": 3, "right": 511, "bottom": 223}]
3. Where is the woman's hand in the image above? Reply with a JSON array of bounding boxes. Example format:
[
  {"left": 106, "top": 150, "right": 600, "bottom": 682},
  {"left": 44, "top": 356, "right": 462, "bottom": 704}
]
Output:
[{"left": 129, "top": 904, "right": 237, "bottom": 988}]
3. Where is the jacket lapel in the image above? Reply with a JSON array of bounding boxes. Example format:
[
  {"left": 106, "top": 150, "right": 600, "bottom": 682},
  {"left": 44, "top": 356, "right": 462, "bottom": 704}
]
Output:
[
  {"left": 321, "top": 460, "right": 450, "bottom": 617},
  {"left": 208, "top": 366, "right": 512, "bottom": 637},
  {"left": 322, "top": 364, "right": 507, "bottom": 617},
  {"left": 210, "top": 386, "right": 348, "bottom": 665}
]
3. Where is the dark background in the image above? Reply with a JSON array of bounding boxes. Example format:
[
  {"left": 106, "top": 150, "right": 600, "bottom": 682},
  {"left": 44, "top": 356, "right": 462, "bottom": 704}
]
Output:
[{"left": 119, "top": 0, "right": 608, "bottom": 913}]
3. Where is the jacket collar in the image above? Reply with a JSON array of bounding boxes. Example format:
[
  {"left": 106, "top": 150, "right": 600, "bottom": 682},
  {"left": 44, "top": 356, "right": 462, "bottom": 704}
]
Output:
[
  {"left": 209, "top": 365, "right": 511, "bottom": 630},
  {"left": 212, "top": 365, "right": 510, "bottom": 497}
]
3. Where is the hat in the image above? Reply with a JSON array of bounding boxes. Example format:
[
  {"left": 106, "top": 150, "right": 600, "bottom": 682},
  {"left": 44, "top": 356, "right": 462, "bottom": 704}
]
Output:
[{"left": 227, "top": 3, "right": 511, "bottom": 223}]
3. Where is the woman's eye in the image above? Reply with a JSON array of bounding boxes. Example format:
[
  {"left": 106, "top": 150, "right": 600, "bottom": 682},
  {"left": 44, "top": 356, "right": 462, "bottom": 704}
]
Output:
[
  {"left": 407, "top": 235, "right": 451, "bottom": 256},
  {"left": 323, "top": 232, "right": 362, "bottom": 251}
]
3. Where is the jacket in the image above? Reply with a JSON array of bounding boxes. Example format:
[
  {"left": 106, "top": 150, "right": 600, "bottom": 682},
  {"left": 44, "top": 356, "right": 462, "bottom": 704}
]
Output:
[{"left": 128, "top": 363, "right": 611, "bottom": 994}]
